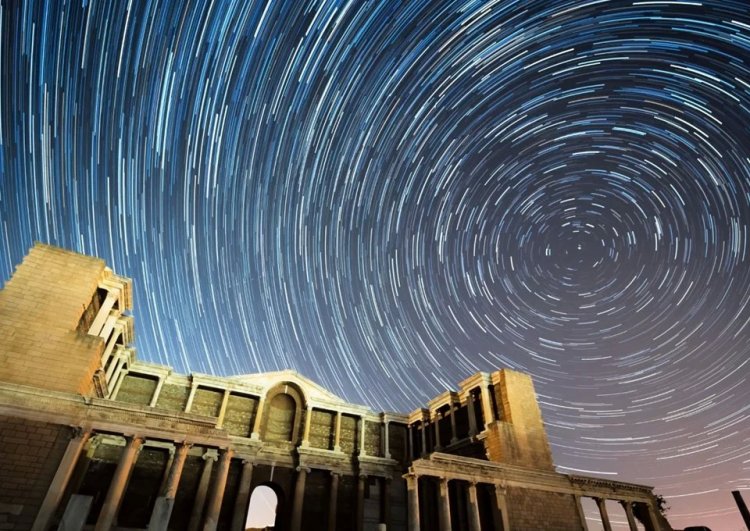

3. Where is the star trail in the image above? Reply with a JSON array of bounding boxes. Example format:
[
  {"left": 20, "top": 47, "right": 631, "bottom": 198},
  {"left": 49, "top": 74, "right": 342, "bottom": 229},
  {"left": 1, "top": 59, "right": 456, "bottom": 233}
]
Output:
[{"left": 1, "top": 0, "right": 749, "bottom": 528}]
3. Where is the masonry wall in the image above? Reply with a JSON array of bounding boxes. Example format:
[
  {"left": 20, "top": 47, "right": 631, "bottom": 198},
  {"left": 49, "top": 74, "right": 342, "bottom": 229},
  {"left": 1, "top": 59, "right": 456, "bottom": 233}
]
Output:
[
  {"left": 0, "top": 416, "right": 70, "bottom": 531},
  {"left": 0, "top": 244, "right": 106, "bottom": 395},
  {"left": 487, "top": 370, "right": 554, "bottom": 469},
  {"left": 505, "top": 486, "right": 582, "bottom": 531}
]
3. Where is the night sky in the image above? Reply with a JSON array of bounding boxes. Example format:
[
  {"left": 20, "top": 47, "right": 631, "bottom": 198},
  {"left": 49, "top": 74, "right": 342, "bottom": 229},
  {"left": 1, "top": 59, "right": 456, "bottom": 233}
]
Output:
[{"left": 1, "top": 0, "right": 749, "bottom": 528}]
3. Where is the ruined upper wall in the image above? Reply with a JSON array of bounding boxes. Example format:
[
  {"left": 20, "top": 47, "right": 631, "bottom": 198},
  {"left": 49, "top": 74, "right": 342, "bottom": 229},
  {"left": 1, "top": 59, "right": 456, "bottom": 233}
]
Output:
[{"left": 0, "top": 244, "right": 128, "bottom": 395}]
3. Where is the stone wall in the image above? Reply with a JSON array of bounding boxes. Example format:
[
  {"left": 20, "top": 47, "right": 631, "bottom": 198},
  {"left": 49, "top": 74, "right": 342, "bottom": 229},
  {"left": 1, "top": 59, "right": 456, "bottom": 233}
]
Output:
[
  {"left": 0, "top": 244, "right": 106, "bottom": 395},
  {"left": 505, "top": 486, "right": 582, "bottom": 530},
  {"left": 0, "top": 416, "right": 70, "bottom": 530}
]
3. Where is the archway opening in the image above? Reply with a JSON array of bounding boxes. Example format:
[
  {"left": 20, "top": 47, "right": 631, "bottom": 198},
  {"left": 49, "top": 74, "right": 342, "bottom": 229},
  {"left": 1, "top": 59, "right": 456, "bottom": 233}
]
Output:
[{"left": 246, "top": 485, "right": 278, "bottom": 529}]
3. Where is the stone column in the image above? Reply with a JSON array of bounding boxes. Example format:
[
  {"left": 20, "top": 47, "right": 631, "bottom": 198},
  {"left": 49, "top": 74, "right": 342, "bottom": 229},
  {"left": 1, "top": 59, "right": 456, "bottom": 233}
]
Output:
[
  {"left": 157, "top": 447, "right": 176, "bottom": 495},
  {"left": 382, "top": 477, "right": 391, "bottom": 528},
  {"left": 434, "top": 412, "right": 442, "bottom": 451},
  {"left": 408, "top": 426, "right": 414, "bottom": 460},
  {"left": 595, "top": 498, "right": 613, "bottom": 531},
  {"left": 493, "top": 485, "right": 511, "bottom": 531},
  {"left": 231, "top": 461, "right": 254, "bottom": 531},
  {"left": 356, "top": 474, "right": 366, "bottom": 531},
  {"left": 645, "top": 500, "right": 661, "bottom": 531},
  {"left": 110, "top": 368, "right": 128, "bottom": 399},
  {"left": 88, "top": 291, "right": 119, "bottom": 335},
  {"left": 467, "top": 482, "right": 481, "bottom": 531},
  {"left": 407, "top": 474, "right": 420, "bottom": 531},
  {"left": 383, "top": 419, "right": 390, "bottom": 458},
  {"left": 216, "top": 389, "right": 230, "bottom": 429},
  {"left": 105, "top": 355, "right": 126, "bottom": 386},
  {"left": 359, "top": 417, "right": 366, "bottom": 456},
  {"left": 621, "top": 501, "right": 638, "bottom": 531},
  {"left": 420, "top": 421, "right": 428, "bottom": 455},
  {"left": 149, "top": 376, "right": 166, "bottom": 407},
  {"left": 449, "top": 404, "right": 458, "bottom": 444},
  {"left": 94, "top": 436, "right": 143, "bottom": 531},
  {"left": 327, "top": 472, "right": 339, "bottom": 531},
  {"left": 185, "top": 382, "right": 199, "bottom": 413},
  {"left": 31, "top": 429, "right": 91, "bottom": 531},
  {"left": 202, "top": 449, "right": 233, "bottom": 531},
  {"left": 301, "top": 405, "right": 313, "bottom": 447},
  {"left": 480, "top": 382, "right": 494, "bottom": 430},
  {"left": 574, "top": 495, "right": 589, "bottom": 531},
  {"left": 438, "top": 478, "right": 452, "bottom": 531},
  {"left": 466, "top": 394, "right": 478, "bottom": 437},
  {"left": 333, "top": 411, "right": 342, "bottom": 451},
  {"left": 187, "top": 449, "right": 218, "bottom": 531},
  {"left": 250, "top": 397, "right": 265, "bottom": 439},
  {"left": 161, "top": 443, "right": 189, "bottom": 498},
  {"left": 290, "top": 467, "right": 309, "bottom": 531}
]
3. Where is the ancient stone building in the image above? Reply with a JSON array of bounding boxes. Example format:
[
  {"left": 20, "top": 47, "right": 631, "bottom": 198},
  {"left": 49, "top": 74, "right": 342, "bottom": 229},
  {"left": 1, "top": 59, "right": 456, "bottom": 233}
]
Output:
[{"left": 0, "top": 244, "right": 673, "bottom": 531}]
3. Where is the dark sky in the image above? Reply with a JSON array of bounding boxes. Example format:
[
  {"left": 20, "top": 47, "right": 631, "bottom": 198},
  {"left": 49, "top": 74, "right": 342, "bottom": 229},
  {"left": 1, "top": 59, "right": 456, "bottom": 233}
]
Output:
[{"left": 1, "top": 1, "right": 749, "bottom": 528}]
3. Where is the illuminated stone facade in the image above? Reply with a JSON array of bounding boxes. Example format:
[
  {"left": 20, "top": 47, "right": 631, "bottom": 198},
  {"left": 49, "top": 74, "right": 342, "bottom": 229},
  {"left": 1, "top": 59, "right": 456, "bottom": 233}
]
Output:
[{"left": 0, "top": 244, "right": 673, "bottom": 531}]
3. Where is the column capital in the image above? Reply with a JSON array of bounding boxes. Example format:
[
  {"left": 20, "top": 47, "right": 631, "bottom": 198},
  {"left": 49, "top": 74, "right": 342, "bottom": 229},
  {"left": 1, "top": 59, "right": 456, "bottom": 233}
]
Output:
[
  {"left": 295, "top": 465, "right": 311, "bottom": 474},
  {"left": 202, "top": 448, "right": 219, "bottom": 462}
]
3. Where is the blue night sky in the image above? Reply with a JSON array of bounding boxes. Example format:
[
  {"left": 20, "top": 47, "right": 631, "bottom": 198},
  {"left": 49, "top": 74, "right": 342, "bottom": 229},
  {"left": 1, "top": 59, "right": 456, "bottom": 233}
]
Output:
[{"left": 1, "top": 1, "right": 749, "bottom": 529}]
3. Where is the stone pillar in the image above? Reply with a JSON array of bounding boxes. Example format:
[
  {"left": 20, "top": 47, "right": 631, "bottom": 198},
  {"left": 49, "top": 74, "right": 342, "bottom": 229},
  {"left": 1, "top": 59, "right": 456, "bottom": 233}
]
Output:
[
  {"left": 231, "top": 461, "right": 254, "bottom": 531},
  {"left": 110, "top": 368, "right": 128, "bottom": 399},
  {"left": 327, "top": 472, "right": 339, "bottom": 531},
  {"left": 420, "top": 421, "right": 428, "bottom": 455},
  {"left": 88, "top": 291, "right": 119, "bottom": 335},
  {"left": 94, "top": 436, "right": 143, "bottom": 531},
  {"left": 467, "top": 482, "right": 481, "bottom": 531},
  {"left": 408, "top": 425, "right": 414, "bottom": 459},
  {"left": 595, "top": 498, "right": 613, "bottom": 531},
  {"left": 434, "top": 412, "right": 442, "bottom": 451},
  {"left": 157, "top": 447, "right": 176, "bottom": 495},
  {"left": 202, "top": 449, "right": 233, "bottom": 531},
  {"left": 187, "top": 449, "right": 218, "bottom": 531},
  {"left": 31, "top": 429, "right": 91, "bottom": 531},
  {"left": 290, "top": 467, "right": 308, "bottom": 531},
  {"left": 333, "top": 411, "right": 342, "bottom": 451},
  {"left": 438, "top": 478, "right": 452, "bottom": 531},
  {"left": 301, "top": 405, "right": 313, "bottom": 447},
  {"left": 621, "top": 501, "right": 638, "bottom": 531},
  {"left": 105, "top": 355, "right": 126, "bottom": 387},
  {"left": 382, "top": 477, "right": 391, "bottom": 528},
  {"left": 359, "top": 417, "right": 366, "bottom": 456},
  {"left": 356, "top": 474, "right": 366, "bottom": 531},
  {"left": 185, "top": 382, "right": 198, "bottom": 413},
  {"left": 250, "top": 397, "right": 265, "bottom": 439},
  {"left": 494, "top": 485, "right": 510, "bottom": 531},
  {"left": 449, "top": 404, "right": 458, "bottom": 444},
  {"left": 407, "top": 474, "right": 420, "bottom": 531},
  {"left": 216, "top": 389, "right": 230, "bottom": 429},
  {"left": 480, "top": 382, "right": 494, "bottom": 430},
  {"left": 467, "top": 394, "right": 478, "bottom": 436},
  {"left": 161, "top": 442, "right": 189, "bottom": 497},
  {"left": 149, "top": 376, "right": 166, "bottom": 407},
  {"left": 574, "top": 495, "right": 588, "bottom": 531},
  {"left": 645, "top": 500, "right": 661, "bottom": 531},
  {"left": 383, "top": 419, "right": 390, "bottom": 458}
]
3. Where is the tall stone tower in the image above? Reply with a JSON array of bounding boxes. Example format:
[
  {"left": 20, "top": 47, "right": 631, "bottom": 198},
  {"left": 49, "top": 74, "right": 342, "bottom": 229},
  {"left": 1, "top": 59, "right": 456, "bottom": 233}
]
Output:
[{"left": 0, "top": 243, "right": 132, "bottom": 396}]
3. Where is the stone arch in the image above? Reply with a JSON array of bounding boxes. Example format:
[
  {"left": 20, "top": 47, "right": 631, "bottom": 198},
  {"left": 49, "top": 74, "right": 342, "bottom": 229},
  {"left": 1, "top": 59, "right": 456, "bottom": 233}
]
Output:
[
  {"left": 246, "top": 481, "right": 286, "bottom": 530},
  {"left": 261, "top": 382, "right": 306, "bottom": 444}
]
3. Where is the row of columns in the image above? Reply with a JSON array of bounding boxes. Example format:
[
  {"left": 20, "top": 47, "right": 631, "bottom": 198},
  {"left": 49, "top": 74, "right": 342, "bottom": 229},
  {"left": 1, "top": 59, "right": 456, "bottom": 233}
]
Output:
[
  {"left": 31, "top": 429, "right": 245, "bottom": 531},
  {"left": 405, "top": 474, "right": 510, "bottom": 531},
  {"left": 576, "top": 495, "right": 657, "bottom": 531},
  {"left": 289, "top": 468, "right": 392, "bottom": 531},
  {"left": 409, "top": 385, "right": 495, "bottom": 458}
]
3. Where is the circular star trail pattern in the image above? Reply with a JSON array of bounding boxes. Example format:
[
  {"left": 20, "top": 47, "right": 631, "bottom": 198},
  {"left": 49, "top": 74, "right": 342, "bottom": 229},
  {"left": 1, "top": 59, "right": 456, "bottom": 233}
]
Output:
[{"left": 2, "top": 1, "right": 750, "bottom": 528}]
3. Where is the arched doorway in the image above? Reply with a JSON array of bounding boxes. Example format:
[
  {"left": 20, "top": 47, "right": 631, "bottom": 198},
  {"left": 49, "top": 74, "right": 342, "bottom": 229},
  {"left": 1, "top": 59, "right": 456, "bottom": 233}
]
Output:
[{"left": 246, "top": 482, "right": 285, "bottom": 530}]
